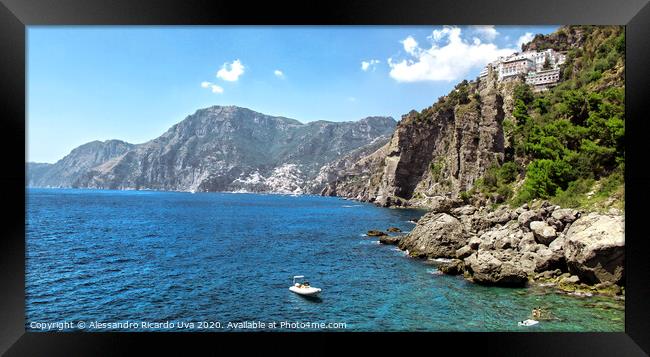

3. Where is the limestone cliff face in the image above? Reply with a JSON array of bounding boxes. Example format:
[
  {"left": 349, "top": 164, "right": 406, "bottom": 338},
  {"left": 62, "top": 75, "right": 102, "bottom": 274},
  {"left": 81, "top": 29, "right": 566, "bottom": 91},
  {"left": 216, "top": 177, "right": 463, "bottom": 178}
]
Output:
[{"left": 324, "top": 67, "right": 515, "bottom": 207}]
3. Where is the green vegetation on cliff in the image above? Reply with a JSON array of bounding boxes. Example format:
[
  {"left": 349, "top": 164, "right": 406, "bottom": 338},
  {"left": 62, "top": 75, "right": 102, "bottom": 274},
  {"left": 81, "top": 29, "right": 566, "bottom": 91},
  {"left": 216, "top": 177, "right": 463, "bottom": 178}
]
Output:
[{"left": 490, "top": 26, "right": 624, "bottom": 210}]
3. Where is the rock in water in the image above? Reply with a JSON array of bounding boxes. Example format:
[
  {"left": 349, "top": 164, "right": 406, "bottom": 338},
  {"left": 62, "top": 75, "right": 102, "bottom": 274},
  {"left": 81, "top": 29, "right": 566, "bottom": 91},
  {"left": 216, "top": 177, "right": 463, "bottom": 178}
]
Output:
[
  {"left": 379, "top": 235, "right": 401, "bottom": 245},
  {"left": 387, "top": 227, "right": 402, "bottom": 233},
  {"left": 398, "top": 213, "right": 467, "bottom": 258},
  {"left": 367, "top": 230, "right": 388, "bottom": 237},
  {"left": 563, "top": 213, "right": 625, "bottom": 284},
  {"left": 438, "top": 259, "right": 465, "bottom": 275}
]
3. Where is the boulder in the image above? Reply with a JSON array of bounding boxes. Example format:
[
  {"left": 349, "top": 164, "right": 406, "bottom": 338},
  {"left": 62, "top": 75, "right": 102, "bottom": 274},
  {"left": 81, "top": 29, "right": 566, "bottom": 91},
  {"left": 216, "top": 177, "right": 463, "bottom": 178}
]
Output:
[
  {"left": 535, "top": 269, "right": 562, "bottom": 280},
  {"left": 519, "top": 252, "right": 538, "bottom": 274},
  {"left": 398, "top": 212, "right": 467, "bottom": 258},
  {"left": 468, "top": 236, "right": 482, "bottom": 250},
  {"left": 387, "top": 227, "right": 402, "bottom": 233},
  {"left": 530, "top": 221, "right": 557, "bottom": 245},
  {"left": 367, "top": 230, "right": 387, "bottom": 237},
  {"left": 518, "top": 210, "right": 544, "bottom": 230},
  {"left": 515, "top": 203, "right": 529, "bottom": 215},
  {"left": 551, "top": 208, "right": 580, "bottom": 224},
  {"left": 486, "top": 206, "right": 517, "bottom": 225},
  {"left": 546, "top": 217, "right": 564, "bottom": 232},
  {"left": 455, "top": 245, "right": 474, "bottom": 259},
  {"left": 563, "top": 213, "right": 625, "bottom": 284},
  {"left": 464, "top": 251, "right": 528, "bottom": 287},
  {"left": 518, "top": 232, "right": 539, "bottom": 253},
  {"left": 548, "top": 235, "right": 565, "bottom": 252},
  {"left": 533, "top": 247, "right": 565, "bottom": 272},
  {"left": 428, "top": 196, "right": 463, "bottom": 214},
  {"left": 452, "top": 205, "right": 477, "bottom": 216},
  {"left": 438, "top": 259, "right": 465, "bottom": 275},
  {"left": 560, "top": 274, "right": 580, "bottom": 285},
  {"left": 379, "top": 235, "right": 401, "bottom": 245}
]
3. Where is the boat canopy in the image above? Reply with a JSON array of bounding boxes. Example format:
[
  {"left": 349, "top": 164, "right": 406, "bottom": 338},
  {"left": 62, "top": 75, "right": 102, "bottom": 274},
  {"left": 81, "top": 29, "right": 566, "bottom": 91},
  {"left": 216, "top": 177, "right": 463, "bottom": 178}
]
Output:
[{"left": 293, "top": 275, "right": 304, "bottom": 279}]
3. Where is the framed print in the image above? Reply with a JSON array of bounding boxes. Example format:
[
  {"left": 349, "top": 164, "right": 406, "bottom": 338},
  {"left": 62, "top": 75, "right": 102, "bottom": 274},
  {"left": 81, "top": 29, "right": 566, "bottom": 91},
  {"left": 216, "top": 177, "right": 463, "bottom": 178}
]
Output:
[{"left": 1, "top": 0, "right": 649, "bottom": 355}]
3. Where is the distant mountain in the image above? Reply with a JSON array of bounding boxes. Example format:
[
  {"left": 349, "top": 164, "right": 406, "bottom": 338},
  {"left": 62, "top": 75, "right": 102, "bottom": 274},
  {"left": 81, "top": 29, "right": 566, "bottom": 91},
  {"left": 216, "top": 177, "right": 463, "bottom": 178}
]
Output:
[
  {"left": 27, "top": 140, "right": 135, "bottom": 188},
  {"left": 26, "top": 162, "right": 52, "bottom": 187},
  {"left": 27, "top": 106, "right": 396, "bottom": 193}
]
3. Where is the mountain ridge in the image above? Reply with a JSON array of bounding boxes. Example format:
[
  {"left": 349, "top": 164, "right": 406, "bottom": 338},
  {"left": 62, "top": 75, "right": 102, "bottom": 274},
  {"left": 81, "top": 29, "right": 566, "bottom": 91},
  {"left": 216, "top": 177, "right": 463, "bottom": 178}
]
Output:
[{"left": 27, "top": 105, "right": 396, "bottom": 194}]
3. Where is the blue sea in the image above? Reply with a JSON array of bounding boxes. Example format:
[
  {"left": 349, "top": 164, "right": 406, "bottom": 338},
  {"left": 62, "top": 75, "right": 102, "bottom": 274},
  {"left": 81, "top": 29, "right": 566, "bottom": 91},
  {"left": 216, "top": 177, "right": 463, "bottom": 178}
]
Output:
[{"left": 25, "top": 188, "right": 624, "bottom": 332}]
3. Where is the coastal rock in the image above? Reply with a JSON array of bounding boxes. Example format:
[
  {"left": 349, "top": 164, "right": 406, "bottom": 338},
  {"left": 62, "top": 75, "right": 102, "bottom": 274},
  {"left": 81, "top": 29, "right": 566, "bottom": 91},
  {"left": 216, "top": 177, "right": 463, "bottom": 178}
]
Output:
[
  {"left": 438, "top": 259, "right": 465, "bottom": 275},
  {"left": 551, "top": 208, "right": 581, "bottom": 224},
  {"left": 518, "top": 210, "right": 544, "bottom": 230},
  {"left": 519, "top": 252, "right": 538, "bottom": 273},
  {"left": 486, "top": 207, "right": 517, "bottom": 225},
  {"left": 379, "top": 235, "right": 401, "bottom": 245},
  {"left": 398, "top": 213, "right": 467, "bottom": 258},
  {"left": 518, "top": 232, "right": 539, "bottom": 253},
  {"left": 564, "top": 213, "right": 625, "bottom": 284},
  {"left": 468, "top": 236, "right": 482, "bottom": 250},
  {"left": 515, "top": 203, "right": 529, "bottom": 215},
  {"left": 367, "top": 230, "right": 388, "bottom": 237},
  {"left": 548, "top": 235, "right": 565, "bottom": 252},
  {"left": 560, "top": 275, "right": 580, "bottom": 285},
  {"left": 535, "top": 269, "right": 563, "bottom": 280},
  {"left": 455, "top": 245, "right": 474, "bottom": 259},
  {"left": 452, "top": 205, "right": 477, "bottom": 216},
  {"left": 387, "top": 227, "right": 402, "bottom": 233},
  {"left": 533, "top": 247, "right": 565, "bottom": 272},
  {"left": 529, "top": 221, "right": 557, "bottom": 245},
  {"left": 464, "top": 251, "right": 528, "bottom": 287},
  {"left": 427, "top": 196, "right": 464, "bottom": 214}
]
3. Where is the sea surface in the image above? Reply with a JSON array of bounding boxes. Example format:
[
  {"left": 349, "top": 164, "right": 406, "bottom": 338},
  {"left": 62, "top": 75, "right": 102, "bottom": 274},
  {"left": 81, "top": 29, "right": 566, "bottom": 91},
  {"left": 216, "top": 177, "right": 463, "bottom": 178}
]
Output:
[{"left": 26, "top": 188, "right": 624, "bottom": 332}]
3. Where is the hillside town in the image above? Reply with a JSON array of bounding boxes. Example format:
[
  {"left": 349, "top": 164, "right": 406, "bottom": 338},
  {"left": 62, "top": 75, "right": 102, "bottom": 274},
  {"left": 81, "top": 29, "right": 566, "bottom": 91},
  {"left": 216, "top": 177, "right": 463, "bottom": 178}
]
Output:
[{"left": 480, "top": 48, "right": 567, "bottom": 91}]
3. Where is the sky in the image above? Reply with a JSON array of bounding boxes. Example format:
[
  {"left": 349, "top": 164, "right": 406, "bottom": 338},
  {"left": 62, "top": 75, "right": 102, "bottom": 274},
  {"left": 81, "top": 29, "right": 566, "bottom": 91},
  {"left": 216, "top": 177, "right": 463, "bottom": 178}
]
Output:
[{"left": 27, "top": 25, "right": 558, "bottom": 163}]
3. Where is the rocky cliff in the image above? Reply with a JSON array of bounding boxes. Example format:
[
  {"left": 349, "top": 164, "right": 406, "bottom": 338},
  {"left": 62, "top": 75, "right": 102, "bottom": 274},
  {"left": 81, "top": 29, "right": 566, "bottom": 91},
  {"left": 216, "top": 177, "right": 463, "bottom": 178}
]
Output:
[
  {"left": 323, "top": 66, "right": 513, "bottom": 207},
  {"left": 28, "top": 106, "right": 396, "bottom": 193}
]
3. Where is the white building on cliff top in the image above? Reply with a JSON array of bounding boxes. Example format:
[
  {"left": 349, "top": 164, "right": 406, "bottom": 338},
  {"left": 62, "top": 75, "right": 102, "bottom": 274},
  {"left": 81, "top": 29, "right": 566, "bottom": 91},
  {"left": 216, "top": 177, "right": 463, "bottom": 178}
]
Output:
[{"left": 480, "top": 48, "right": 567, "bottom": 90}]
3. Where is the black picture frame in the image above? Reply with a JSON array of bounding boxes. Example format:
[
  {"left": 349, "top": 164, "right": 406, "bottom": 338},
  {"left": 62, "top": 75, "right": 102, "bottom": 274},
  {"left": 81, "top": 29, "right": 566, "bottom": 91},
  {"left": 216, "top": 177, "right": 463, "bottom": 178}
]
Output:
[{"left": 2, "top": 0, "right": 649, "bottom": 355}]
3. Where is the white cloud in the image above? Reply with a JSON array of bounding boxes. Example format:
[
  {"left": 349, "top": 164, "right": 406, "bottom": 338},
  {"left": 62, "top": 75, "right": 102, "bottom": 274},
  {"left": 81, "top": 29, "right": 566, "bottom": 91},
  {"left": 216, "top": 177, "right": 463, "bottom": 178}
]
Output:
[
  {"left": 200, "top": 81, "right": 224, "bottom": 94},
  {"left": 361, "top": 59, "right": 380, "bottom": 71},
  {"left": 471, "top": 25, "right": 499, "bottom": 41},
  {"left": 274, "top": 69, "right": 284, "bottom": 78},
  {"left": 516, "top": 32, "right": 535, "bottom": 48},
  {"left": 216, "top": 59, "right": 245, "bottom": 81},
  {"left": 388, "top": 26, "right": 517, "bottom": 82},
  {"left": 401, "top": 36, "right": 419, "bottom": 55}
]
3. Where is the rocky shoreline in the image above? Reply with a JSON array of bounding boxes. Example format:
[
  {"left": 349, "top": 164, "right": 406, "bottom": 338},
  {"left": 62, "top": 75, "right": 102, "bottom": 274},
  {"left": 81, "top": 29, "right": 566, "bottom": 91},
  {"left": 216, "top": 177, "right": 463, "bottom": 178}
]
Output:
[{"left": 369, "top": 196, "right": 625, "bottom": 298}]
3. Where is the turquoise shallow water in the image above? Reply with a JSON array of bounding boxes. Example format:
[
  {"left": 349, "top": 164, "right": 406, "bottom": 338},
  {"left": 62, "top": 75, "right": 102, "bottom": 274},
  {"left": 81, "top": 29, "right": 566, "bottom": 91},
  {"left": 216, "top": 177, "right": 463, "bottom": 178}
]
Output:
[{"left": 25, "top": 188, "right": 624, "bottom": 332}]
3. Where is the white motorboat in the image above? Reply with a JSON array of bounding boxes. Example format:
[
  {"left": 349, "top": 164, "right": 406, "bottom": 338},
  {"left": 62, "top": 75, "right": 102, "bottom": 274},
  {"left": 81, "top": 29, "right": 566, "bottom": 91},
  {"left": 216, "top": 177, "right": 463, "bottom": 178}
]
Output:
[
  {"left": 518, "top": 319, "right": 539, "bottom": 327},
  {"left": 289, "top": 275, "right": 321, "bottom": 296}
]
